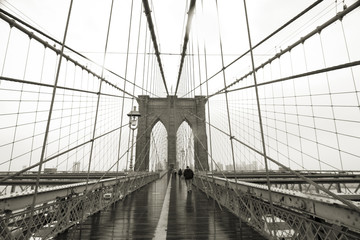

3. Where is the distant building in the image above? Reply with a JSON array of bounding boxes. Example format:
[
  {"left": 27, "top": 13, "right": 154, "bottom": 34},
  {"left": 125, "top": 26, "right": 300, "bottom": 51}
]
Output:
[
  {"left": 72, "top": 161, "right": 80, "bottom": 172},
  {"left": 225, "top": 164, "right": 233, "bottom": 171},
  {"left": 217, "top": 163, "right": 224, "bottom": 171}
]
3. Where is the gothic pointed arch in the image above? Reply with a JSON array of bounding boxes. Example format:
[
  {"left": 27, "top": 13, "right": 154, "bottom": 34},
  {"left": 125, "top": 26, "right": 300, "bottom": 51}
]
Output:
[
  {"left": 149, "top": 121, "right": 168, "bottom": 172},
  {"left": 176, "top": 120, "right": 194, "bottom": 170}
]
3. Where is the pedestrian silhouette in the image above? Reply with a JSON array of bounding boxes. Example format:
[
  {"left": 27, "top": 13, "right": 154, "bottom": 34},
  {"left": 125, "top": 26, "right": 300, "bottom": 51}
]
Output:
[
  {"left": 178, "top": 168, "right": 183, "bottom": 178},
  {"left": 183, "top": 166, "right": 194, "bottom": 192}
]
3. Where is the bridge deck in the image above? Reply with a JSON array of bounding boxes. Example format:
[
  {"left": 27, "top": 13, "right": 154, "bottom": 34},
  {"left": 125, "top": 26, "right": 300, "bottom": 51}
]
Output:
[{"left": 55, "top": 173, "right": 265, "bottom": 239}]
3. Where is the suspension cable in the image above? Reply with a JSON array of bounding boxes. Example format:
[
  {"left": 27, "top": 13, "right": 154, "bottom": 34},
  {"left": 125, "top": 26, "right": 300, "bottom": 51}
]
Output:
[
  {"left": 201, "top": 0, "right": 221, "bottom": 231},
  {"left": 178, "top": 108, "right": 265, "bottom": 229},
  {"left": 340, "top": 17, "right": 360, "bottom": 113},
  {"left": 85, "top": 0, "right": 118, "bottom": 190},
  {"left": 41, "top": 112, "right": 159, "bottom": 239},
  {"left": 214, "top": 0, "right": 237, "bottom": 184},
  {"left": 174, "top": 0, "right": 196, "bottom": 96},
  {"left": 207, "top": 0, "right": 360, "bottom": 99},
  {"left": 0, "top": 17, "right": 140, "bottom": 101},
  {"left": 204, "top": 45, "right": 213, "bottom": 172},
  {"left": 301, "top": 42, "right": 322, "bottom": 170},
  {"left": 0, "top": 8, "right": 150, "bottom": 96},
  {"left": 117, "top": 0, "right": 134, "bottom": 173},
  {"left": 141, "top": 21, "right": 148, "bottom": 95},
  {"left": 0, "top": 19, "right": 12, "bottom": 85},
  {"left": 142, "top": 0, "right": 169, "bottom": 95},
  {"left": 26, "top": 1, "right": 74, "bottom": 238},
  {"left": 7, "top": 36, "right": 31, "bottom": 172},
  {"left": 181, "top": 100, "right": 360, "bottom": 213},
  {"left": 318, "top": 31, "right": 344, "bottom": 170},
  {"left": 29, "top": 46, "right": 46, "bottom": 167},
  {"left": 182, "top": 0, "right": 324, "bottom": 98},
  {"left": 126, "top": 3, "right": 144, "bottom": 171}
]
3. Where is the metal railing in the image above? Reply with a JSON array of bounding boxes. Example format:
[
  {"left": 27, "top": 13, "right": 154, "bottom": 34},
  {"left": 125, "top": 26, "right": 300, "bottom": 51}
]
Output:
[
  {"left": 0, "top": 172, "right": 159, "bottom": 239},
  {"left": 195, "top": 173, "right": 360, "bottom": 239}
]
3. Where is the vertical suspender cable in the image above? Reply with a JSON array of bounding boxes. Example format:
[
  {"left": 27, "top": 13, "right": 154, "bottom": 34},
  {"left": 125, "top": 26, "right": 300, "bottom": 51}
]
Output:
[
  {"left": 67, "top": 66, "right": 78, "bottom": 169},
  {"left": 188, "top": 46, "right": 192, "bottom": 97},
  {"left": 8, "top": 37, "right": 31, "bottom": 172},
  {"left": 301, "top": 43, "right": 322, "bottom": 170},
  {"left": 191, "top": 40, "right": 196, "bottom": 96},
  {"left": 117, "top": 0, "right": 134, "bottom": 172},
  {"left": 149, "top": 49, "right": 155, "bottom": 95},
  {"left": 340, "top": 21, "right": 360, "bottom": 114},
  {"left": 141, "top": 23, "right": 148, "bottom": 95},
  {"left": 56, "top": 59, "right": 69, "bottom": 168},
  {"left": 202, "top": 1, "right": 214, "bottom": 180},
  {"left": 202, "top": 0, "right": 324, "bottom": 99},
  {"left": 29, "top": 47, "right": 46, "bottom": 167},
  {"left": 126, "top": 3, "right": 143, "bottom": 170},
  {"left": 269, "top": 64, "right": 280, "bottom": 167},
  {"left": 26, "top": 1, "right": 74, "bottom": 238},
  {"left": 202, "top": 0, "right": 219, "bottom": 230},
  {"left": 87, "top": 0, "right": 115, "bottom": 184},
  {"left": 196, "top": 37, "right": 203, "bottom": 96},
  {"left": 289, "top": 51, "right": 305, "bottom": 168},
  {"left": 214, "top": 0, "right": 237, "bottom": 182},
  {"left": 4, "top": 34, "right": 31, "bottom": 195},
  {"left": 0, "top": 24, "right": 13, "bottom": 85},
  {"left": 142, "top": 0, "right": 169, "bottom": 95},
  {"left": 174, "top": 0, "right": 196, "bottom": 96},
  {"left": 277, "top": 57, "right": 292, "bottom": 168},
  {"left": 318, "top": 32, "right": 343, "bottom": 170},
  {"left": 241, "top": 0, "right": 276, "bottom": 234},
  {"left": 146, "top": 50, "right": 153, "bottom": 95}
]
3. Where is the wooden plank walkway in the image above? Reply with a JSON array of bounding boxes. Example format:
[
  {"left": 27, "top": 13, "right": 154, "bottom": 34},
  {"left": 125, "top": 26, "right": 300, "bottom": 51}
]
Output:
[{"left": 56, "top": 173, "right": 265, "bottom": 239}]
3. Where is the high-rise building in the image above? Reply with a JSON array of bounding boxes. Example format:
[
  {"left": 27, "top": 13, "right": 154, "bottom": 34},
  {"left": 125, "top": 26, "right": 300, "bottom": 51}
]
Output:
[{"left": 72, "top": 161, "right": 80, "bottom": 172}]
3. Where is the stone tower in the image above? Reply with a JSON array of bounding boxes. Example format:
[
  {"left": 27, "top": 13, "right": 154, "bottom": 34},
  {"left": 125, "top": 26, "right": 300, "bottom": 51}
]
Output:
[{"left": 134, "top": 95, "right": 208, "bottom": 171}]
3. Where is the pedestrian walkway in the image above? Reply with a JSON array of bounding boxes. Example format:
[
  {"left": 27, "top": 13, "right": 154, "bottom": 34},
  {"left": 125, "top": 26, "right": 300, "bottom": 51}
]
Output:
[{"left": 56, "top": 173, "right": 265, "bottom": 239}]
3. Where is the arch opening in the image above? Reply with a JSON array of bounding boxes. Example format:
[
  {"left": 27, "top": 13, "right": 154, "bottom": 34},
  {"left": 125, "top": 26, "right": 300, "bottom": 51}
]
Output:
[
  {"left": 149, "top": 121, "right": 168, "bottom": 172},
  {"left": 176, "top": 120, "right": 194, "bottom": 171}
]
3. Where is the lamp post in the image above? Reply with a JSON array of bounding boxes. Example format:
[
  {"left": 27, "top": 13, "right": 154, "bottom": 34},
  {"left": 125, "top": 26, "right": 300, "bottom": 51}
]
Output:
[{"left": 127, "top": 106, "right": 141, "bottom": 171}]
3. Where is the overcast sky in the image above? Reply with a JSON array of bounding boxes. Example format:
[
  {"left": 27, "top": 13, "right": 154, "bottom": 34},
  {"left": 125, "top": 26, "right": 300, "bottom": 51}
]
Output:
[{"left": 0, "top": 0, "right": 359, "bottom": 174}]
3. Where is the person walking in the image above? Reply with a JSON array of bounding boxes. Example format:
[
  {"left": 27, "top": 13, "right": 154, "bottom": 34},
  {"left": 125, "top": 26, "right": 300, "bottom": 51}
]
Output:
[
  {"left": 183, "top": 166, "right": 194, "bottom": 192},
  {"left": 178, "top": 168, "right": 183, "bottom": 178}
]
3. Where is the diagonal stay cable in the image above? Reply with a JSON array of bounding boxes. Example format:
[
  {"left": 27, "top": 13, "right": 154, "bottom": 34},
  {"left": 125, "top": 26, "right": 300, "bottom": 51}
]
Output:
[
  {"left": 184, "top": 106, "right": 360, "bottom": 213},
  {"left": 177, "top": 109, "right": 265, "bottom": 228},
  {"left": 180, "top": 0, "right": 323, "bottom": 98},
  {"left": 0, "top": 124, "right": 129, "bottom": 183},
  {"left": 142, "top": 0, "right": 169, "bottom": 95},
  {"left": 26, "top": 2, "right": 74, "bottom": 238},
  {"left": 41, "top": 111, "right": 167, "bottom": 239},
  {"left": 0, "top": 8, "right": 155, "bottom": 97},
  {"left": 174, "top": 0, "right": 196, "bottom": 96},
  {"left": 0, "top": 12, "right": 138, "bottom": 100},
  {"left": 206, "top": 0, "right": 360, "bottom": 99}
]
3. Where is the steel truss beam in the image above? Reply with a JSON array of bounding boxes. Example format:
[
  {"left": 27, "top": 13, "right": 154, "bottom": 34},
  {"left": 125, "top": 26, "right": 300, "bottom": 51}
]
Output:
[
  {"left": 211, "top": 171, "right": 360, "bottom": 197},
  {"left": 0, "top": 172, "right": 159, "bottom": 239},
  {"left": 194, "top": 174, "right": 360, "bottom": 239}
]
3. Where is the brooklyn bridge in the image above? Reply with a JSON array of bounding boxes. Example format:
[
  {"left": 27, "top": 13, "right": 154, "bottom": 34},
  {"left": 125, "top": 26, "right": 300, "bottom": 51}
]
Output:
[{"left": 0, "top": 0, "right": 360, "bottom": 239}]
